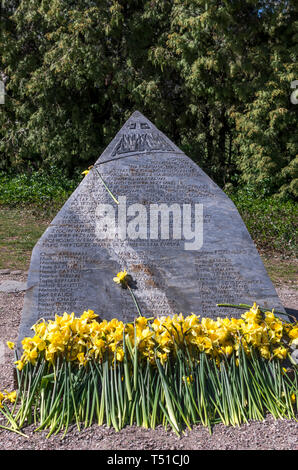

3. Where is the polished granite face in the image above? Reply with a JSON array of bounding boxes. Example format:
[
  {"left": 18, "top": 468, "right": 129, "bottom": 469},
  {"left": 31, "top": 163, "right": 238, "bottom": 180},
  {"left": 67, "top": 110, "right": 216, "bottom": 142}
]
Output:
[{"left": 18, "top": 111, "right": 286, "bottom": 343}]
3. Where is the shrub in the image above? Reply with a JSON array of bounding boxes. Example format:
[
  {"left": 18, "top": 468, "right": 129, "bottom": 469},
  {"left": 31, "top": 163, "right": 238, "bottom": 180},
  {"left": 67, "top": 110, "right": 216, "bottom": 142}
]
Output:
[{"left": 228, "top": 186, "right": 297, "bottom": 256}]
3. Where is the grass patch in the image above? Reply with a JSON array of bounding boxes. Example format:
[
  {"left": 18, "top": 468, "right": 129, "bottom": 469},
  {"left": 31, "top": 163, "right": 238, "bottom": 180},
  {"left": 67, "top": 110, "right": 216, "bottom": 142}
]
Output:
[
  {"left": 0, "top": 206, "right": 50, "bottom": 270},
  {"left": 262, "top": 256, "right": 297, "bottom": 287}
]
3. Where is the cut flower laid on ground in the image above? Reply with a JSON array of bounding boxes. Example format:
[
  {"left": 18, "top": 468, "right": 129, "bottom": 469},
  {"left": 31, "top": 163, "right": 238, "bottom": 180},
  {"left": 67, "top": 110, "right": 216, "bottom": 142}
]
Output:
[
  {"left": 13, "top": 305, "right": 298, "bottom": 368},
  {"left": 1, "top": 303, "right": 297, "bottom": 438}
]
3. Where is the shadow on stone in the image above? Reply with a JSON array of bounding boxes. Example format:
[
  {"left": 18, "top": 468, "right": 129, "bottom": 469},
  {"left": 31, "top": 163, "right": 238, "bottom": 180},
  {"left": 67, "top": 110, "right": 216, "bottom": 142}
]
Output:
[
  {"left": 126, "top": 275, "right": 138, "bottom": 290},
  {"left": 285, "top": 307, "right": 298, "bottom": 322}
]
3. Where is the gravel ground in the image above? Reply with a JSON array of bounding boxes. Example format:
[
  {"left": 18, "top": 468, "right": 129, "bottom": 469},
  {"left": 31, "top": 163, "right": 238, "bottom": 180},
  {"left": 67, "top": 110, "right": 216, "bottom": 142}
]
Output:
[{"left": 0, "top": 272, "right": 297, "bottom": 451}]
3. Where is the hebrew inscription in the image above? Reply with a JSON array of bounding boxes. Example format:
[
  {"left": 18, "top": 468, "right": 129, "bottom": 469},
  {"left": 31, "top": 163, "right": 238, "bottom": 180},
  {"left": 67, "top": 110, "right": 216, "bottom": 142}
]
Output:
[{"left": 112, "top": 132, "right": 174, "bottom": 156}]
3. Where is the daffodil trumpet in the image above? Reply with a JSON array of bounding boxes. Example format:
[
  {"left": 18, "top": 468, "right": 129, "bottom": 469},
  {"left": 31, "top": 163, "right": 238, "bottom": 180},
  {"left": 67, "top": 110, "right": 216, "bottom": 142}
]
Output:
[{"left": 113, "top": 270, "right": 129, "bottom": 287}]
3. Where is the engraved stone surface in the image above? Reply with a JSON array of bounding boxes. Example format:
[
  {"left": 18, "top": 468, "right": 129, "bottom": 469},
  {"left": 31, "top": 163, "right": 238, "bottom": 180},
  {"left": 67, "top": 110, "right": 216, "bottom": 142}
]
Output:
[{"left": 18, "top": 110, "right": 286, "bottom": 343}]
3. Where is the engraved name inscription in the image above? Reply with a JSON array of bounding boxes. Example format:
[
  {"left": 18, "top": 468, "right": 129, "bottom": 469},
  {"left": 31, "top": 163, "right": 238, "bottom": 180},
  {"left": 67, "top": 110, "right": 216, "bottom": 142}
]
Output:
[{"left": 18, "top": 112, "right": 284, "bottom": 347}]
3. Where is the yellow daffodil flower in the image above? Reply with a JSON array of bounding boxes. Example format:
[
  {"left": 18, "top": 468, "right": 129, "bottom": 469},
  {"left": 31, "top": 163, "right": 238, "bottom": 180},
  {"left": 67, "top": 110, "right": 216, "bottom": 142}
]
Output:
[
  {"left": 6, "top": 341, "right": 15, "bottom": 350},
  {"left": 81, "top": 165, "right": 94, "bottom": 176},
  {"left": 272, "top": 346, "right": 288, "bottom": 360},
  {"left": 4, "top": 390, "right": 17, "bottom": 403},
  {"left": 14, "top": 360, "right": 24, "bottom": 371},
  {"left": 116, "top": 348, "right": 124, "bottom": 362},
  {"left": 0, "top": 392, "right": 4, "bottom": 408},
  {"left": 182, "top": 375, "right": 193, "bottom": 384},
  {"left": 113, "top": 270, "right": 128, "bottom": 287},
  {"left": 13, "top": 304, "right": 297, "bottom": 371},
  {"left": 77, "top": 352, "right": 84, "bottom": 362},
  {"left": 222, "top": 345, "right": 233, "bottom": 356}
]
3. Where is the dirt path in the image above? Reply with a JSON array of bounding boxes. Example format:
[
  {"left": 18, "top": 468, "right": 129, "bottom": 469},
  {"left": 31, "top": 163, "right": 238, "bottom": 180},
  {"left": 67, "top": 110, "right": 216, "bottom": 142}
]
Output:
[{"left": 0, "top": 272, "right": 297, "bottom": 450}]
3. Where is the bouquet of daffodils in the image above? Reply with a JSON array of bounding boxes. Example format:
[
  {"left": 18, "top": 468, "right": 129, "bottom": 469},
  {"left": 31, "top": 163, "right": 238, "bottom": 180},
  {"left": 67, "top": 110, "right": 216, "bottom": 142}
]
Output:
[{"left": 1, "top": 271, "right": 297, "bottom": 438}]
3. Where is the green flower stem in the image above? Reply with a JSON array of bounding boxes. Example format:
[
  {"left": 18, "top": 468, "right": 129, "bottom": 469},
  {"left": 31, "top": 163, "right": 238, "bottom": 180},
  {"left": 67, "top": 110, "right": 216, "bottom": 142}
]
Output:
[
  {"left": 0, "top": 423, "right": 29, "bottom": 437},
  {"left": 127, "top": 286, "right": 142, "bottom": 317},
  {"left": 95, "top": 168, "right": 119, "bottom": 205},
  {"left": 0, "top": 404, "right": 19, "bottom": 431},
  {"left": 216, "top": 303, "right": 293, "bottom": 322}
]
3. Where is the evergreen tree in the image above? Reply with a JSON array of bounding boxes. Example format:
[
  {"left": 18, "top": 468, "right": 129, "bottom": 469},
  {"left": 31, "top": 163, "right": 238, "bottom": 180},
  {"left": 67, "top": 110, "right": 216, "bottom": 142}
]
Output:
[{"left": 0, "top": 0, "right": 296, "bottom": 197}]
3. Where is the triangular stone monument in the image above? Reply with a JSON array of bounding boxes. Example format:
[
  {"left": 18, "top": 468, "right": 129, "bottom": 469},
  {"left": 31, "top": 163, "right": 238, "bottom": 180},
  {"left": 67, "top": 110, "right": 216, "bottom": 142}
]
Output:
[{"left": 18, "top": 111, "right": 286, "bottom": 343}]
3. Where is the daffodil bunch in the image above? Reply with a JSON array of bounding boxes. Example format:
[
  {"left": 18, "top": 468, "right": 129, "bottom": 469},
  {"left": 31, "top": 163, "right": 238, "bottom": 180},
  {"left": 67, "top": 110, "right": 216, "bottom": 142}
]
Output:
[
  {"left": 13, "top": 304, "right": 297, "bottom": 371},
  {"left": 14, "top": 310, "right": 100, "bottom": 370},
  {"left": 3, "top": 304, "right": 296, "bottom": 437}
]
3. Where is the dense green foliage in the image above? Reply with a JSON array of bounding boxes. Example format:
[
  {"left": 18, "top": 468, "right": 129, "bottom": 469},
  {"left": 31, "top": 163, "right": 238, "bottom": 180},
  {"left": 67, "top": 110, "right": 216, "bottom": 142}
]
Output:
[
  {"left": 228, "top": 186, "right": 297, "bottom": 255},
  {"left": 0, "top": 167, "right": 80, "bottom": 206},
  {"left": 0, "top": 0, "right": 297, "bottom": 197}
]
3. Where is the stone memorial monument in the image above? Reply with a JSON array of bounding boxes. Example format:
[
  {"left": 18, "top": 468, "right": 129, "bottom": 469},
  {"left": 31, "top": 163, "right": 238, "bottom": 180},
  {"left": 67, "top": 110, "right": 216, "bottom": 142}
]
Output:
[{"left": 18, "top": 111, "right": 287, "bottom": 344}]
